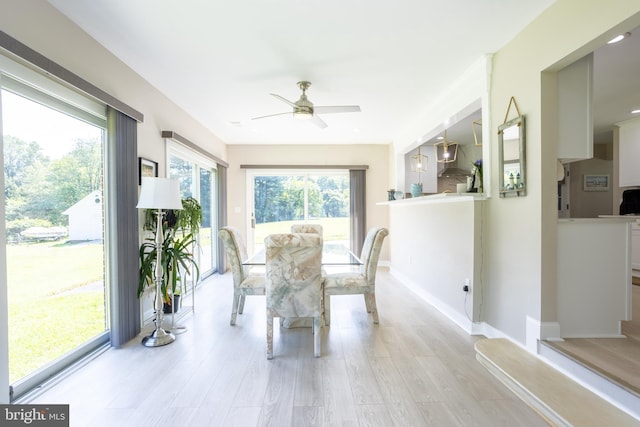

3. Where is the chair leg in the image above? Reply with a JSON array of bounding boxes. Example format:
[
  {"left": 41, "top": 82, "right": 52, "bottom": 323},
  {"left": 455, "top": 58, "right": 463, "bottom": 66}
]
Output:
[
  {"left": 230, "top": 294, "right": 240, "bottom": 325},
  {"left": 267, "top": 313, "right": 274, "bottom": 360},
  {"left": 324, "top": 295, "right": 331, "bottom": 326},
  {"left": 238, "top": 294, "right": 246, "bottom": 314},
  {"left": 313, "top": 317, "right": 321, "bottom": 358},
  {"left": 364, "top": 293, "right": 372, "bottom": 313},
  {"left": 368, "top": 292, "right": 379, "bottom": 324}
]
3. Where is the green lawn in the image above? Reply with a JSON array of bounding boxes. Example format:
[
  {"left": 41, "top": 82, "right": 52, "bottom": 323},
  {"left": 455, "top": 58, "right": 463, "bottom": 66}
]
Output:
[{"left": 7, "top": 241, "right": 106, "bottom": 383}]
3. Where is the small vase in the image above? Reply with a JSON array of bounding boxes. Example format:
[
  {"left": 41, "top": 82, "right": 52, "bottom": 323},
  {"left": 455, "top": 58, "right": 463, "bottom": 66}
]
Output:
[{"left": 410, "top": 183, "right": 422, "bottom": 197}]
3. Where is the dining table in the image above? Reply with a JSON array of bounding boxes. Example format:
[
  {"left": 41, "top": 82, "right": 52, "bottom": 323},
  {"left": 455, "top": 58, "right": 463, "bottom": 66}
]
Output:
[
  {"left": 243, "top": 240, "right": 361, "bottom": 328},
  {"left": 243, "top": 241, "right": 362, "bottom": 267}
]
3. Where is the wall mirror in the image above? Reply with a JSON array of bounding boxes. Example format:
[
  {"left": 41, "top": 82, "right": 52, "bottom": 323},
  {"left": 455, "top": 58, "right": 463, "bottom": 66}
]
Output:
[{"left": 498, "top": 115, "right": 526, "bottom": 197}]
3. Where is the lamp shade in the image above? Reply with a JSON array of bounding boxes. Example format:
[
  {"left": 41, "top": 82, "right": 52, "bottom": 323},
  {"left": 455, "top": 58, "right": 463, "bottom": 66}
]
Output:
[{"left": 137, "top": 177, "right": 183, "bottom": 210}]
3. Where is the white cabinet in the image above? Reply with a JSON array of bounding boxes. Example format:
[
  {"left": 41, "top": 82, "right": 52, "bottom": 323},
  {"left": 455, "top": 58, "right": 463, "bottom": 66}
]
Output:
[
  {"left": 557, "top": 53, "right": 593, "bottom": 162},
  {"left": 557, "top": 218, "right": 631, "bottom": 337},
  {"left": 619, "top": 117, "right": 640, "bottom": 187}
]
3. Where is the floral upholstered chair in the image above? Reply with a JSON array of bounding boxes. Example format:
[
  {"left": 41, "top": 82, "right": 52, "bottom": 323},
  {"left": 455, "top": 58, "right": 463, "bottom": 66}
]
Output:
[
  {"left": 323, "top": 227, "right": 388, "bottom": 325},
  {"left": 218, "top": 226, "right": 266, "bottom": 325},
  {"left": 265, "top": 233, "right": 323, "bottom": 359},
  {"left": 290, "top": 223, "right": 323, "bottom": 236}
]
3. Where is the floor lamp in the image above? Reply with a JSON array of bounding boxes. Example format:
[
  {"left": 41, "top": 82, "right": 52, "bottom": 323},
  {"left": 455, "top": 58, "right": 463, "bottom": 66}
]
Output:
[{"left": 137, "top": 177, "right": 183, "bottom": 347}]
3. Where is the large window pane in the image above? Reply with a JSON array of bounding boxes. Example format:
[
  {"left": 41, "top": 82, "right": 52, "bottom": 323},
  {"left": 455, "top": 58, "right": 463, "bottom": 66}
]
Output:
[
  {"left": 252, "top": 172, "right": 349, "bottom": 253},
  {"left": 2, "top": 89, "right": 107, "bottom": 384},
  {"left": 169, "top": 150, "right": 217, "bottom": 278},
  {"left": 199, "top": 168, "right": 213, "bottom": 274}
]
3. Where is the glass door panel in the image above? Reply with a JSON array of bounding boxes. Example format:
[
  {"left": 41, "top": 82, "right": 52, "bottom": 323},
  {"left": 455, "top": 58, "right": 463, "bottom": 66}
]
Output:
[
  {"left": 169, "top": 155, "right": 194, "bottom": 197},
  {"left": 2, "top": 89, "right": 107, "bottom": 384},
  {"left": 251, "top": 172, "right": 349, "bottom": 254},
  {"left": 198, "top": 168, "right": 214, "bottom": 275},
  {"left": 169, "top": 152, "right": 217, "bottom": 279},
  {"left": 253, "top": 175, "right": 304, "bottom": 253}
]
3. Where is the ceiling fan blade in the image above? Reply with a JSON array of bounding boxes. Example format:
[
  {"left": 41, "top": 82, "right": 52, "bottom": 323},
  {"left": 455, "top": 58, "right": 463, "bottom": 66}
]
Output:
[
  {"left": 309, "top": 115, "right": 328, "bottom": 129},
  {"left": 251, "top": 112, "right": 291, "bottom": 120},
  {"left": 270, "top": 93, "right": 297, "bottom": 108},
  {"left": 313, "top": 105, "right": 361, "bottom": 114}
]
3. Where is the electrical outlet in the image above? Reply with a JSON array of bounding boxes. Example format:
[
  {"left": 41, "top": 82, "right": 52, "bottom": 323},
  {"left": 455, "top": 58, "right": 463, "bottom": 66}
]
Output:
[{"left": 463, "top": 278, "right": 471, "bottom": 293}]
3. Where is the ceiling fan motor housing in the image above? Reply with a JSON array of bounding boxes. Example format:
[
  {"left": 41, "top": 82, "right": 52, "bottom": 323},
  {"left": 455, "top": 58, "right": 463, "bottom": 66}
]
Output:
[{"left": 294, "top": 93, "right": 314, "bottom": 116}]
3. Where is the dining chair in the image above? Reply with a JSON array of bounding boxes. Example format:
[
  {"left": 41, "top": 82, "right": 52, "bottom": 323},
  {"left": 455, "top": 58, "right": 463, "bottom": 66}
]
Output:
[
  {"left": 290, "top": 223, "right": 323, "bottom": 236},
  {"left": 323, "top": 227, "right": 388, "bottom": 325},
  {"left": 265, "top": 233, "right": 323, "bottom": 359},
  {"left": 218, "top": 226, "right": 266, "bottom": 325}
]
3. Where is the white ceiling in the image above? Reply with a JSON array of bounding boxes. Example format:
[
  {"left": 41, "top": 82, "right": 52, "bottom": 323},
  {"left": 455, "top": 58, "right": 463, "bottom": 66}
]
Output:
[
  {"left": 48, "top": 0, "right": 559, "bottom": 146},
  {"left": 47, "top": 1, "right": 640, "bottom": 149}
]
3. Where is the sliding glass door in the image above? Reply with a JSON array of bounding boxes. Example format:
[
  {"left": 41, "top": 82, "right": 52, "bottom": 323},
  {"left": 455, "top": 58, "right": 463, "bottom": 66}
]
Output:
[
  {"left": 1, "top": 82, "right": 108, "bottom": 391},
  {"left": 249, "top": 170, "right": 350, "bottom": 254},
  {"left": 168, "top": 142, "right": 218, "bottom": 279}
]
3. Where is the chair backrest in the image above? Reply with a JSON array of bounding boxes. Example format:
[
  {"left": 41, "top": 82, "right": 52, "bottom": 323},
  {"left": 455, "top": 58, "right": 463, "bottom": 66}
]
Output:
[
  {"left": 359, "top": 227, "right": 389, "bottom": 285},
  {"left": 290, "top": 223, "right": 323, "bottom": 236},
  {"left": 265, "top": 233, "right": 323, "bottom": 318},
  {"left": 218, "top": 226, "right": 251, "bottom": 286}
]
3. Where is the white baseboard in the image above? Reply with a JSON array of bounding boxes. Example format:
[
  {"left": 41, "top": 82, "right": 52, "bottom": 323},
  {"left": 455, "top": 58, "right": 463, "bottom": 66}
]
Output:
[
  {"left": 526, "top": 316, "right": 562, "bottom": 353},
  {"left": 389, "top": 267, "right": 478, "bottom": 335}
]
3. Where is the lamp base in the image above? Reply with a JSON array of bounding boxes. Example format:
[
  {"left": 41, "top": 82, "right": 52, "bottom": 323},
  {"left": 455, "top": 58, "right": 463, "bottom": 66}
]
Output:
[{"left": 142, "top": 327, "right": 176, "bottom": 347}]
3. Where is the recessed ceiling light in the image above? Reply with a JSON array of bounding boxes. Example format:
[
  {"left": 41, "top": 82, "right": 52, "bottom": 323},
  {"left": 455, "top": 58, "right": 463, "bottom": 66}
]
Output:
[{"left": 608, "top": 32, "right": 631, "bottom": 44}]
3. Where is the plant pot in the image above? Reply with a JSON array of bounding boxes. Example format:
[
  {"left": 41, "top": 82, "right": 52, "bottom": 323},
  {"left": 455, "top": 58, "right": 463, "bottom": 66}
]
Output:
[{"left": 163, "top": 294, "right": 181, "bottom": 314}]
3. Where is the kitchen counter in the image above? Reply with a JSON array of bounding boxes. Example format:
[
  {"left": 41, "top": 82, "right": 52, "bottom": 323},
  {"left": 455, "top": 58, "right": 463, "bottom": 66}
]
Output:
[{"left": 378, "top": 192, "right": 487, "bottom": 206}]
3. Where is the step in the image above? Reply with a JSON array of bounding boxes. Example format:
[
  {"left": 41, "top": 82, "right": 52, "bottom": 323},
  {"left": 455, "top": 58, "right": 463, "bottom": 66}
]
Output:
[{"left": 475, "top": 338, "right": 640, "bottom": 427}]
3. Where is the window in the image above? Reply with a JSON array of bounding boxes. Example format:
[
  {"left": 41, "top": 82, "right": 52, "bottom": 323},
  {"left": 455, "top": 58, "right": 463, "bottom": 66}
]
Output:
[
  {"left": 1, "top": 71, "right": 109, "bottom": 397},
  {"left": 167, "top": 140, "right": 218, "bottom": 279},
  {"left": 248, "top": 170, "right": 350, "bottom": 254}
]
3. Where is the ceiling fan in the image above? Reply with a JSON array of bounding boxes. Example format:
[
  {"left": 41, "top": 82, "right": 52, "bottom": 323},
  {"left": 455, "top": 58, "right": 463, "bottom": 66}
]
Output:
[{"left": 251, "top": 81, "right": 361, "bottom": 128}]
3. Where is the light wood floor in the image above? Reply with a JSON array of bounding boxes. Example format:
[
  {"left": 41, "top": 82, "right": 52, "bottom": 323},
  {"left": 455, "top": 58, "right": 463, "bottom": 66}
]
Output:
[
  {"left": 544, "top": 284, "right": 640, "bottom": 397},
  {"left": 23, "top": 269, "right": 548, "bottom": 427}
]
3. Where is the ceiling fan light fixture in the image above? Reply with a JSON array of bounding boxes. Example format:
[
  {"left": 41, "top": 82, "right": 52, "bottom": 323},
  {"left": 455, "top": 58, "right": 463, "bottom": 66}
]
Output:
[
  {"left": 631, "top": 109, "right": 640, "bottom": 114},
  {"left": 293, "top": 110, "right": 313, "bottom": 120},
  {"left": 252, "top": 81, "right": 361, "bottom": 128}
]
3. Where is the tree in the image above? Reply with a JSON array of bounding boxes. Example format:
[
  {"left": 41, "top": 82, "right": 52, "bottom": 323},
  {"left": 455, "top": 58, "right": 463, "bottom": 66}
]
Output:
[
  {"left": 254, "top": 176, "right": 286, "bottom": 223},
  {"left": 41, "top": 138, "right": 102, "bottom": 225},
  {"left": 3, "top": 135, "right": 48, "bottom": 199}
]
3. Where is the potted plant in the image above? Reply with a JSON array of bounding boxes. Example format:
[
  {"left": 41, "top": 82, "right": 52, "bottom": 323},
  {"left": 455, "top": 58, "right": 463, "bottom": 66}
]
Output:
[{"left": 138, "top": 197, "right": 202, "bottom": 312}]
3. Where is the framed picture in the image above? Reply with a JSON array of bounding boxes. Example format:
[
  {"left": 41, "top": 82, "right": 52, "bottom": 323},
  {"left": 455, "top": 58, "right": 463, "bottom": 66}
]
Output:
[
  {"left": 583, "top": 174, "right": 609, "bottom": 192},
  {"left": 138, "top": 157, "right": 158, "bottom": 185}
]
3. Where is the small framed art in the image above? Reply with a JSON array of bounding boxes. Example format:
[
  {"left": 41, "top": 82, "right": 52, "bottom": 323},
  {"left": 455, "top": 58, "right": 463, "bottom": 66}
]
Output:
[
  {"left": 138, "top": 157, "right": 158, "bottom": 185},
  {"left": 583, "top": 174, "right": 609, "bottom": 192}
]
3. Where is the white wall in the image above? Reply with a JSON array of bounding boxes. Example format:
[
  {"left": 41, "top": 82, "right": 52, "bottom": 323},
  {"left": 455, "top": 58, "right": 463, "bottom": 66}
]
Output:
[
  {"left": 388, "top": 197, "right": 485, "bottom": 332},
  {"left": 487, "top": 0, "right": 640, "bottom": 346},
  {"left": 226, "top": 144, "right": 391, "bottom": 261}
]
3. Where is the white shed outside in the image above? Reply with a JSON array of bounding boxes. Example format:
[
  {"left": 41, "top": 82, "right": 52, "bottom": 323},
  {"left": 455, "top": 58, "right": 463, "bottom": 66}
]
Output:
[{"left": 62, "top": 190, "right": 103, "bottom": 241}]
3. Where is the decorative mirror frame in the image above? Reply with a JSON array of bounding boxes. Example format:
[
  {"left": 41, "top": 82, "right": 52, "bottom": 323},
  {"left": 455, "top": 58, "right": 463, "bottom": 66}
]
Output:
[{"left": 498, "top": 115, "right": 526, "bottom": 197}]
